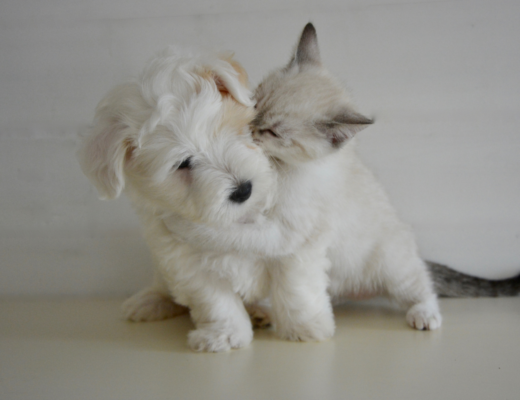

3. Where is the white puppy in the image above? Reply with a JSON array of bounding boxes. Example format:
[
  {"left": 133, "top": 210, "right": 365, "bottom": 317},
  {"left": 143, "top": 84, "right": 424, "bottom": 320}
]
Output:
[{"left": 78, "top": 48, "right": 277, "bottom": 352}]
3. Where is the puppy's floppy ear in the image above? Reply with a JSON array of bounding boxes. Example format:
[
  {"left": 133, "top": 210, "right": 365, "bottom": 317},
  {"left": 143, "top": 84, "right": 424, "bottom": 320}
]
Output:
[
  {"left": 211, "top": 53, "right": 254, "bottom": 107},
  {"left": 77, "top": 85, "right": 138, "bottom": 200},
  {"left": 78, "top": 118, "right": 133, "bottom": 200},
  {"left": 314, "top": 109, "right": 374, "bottom": 148}
]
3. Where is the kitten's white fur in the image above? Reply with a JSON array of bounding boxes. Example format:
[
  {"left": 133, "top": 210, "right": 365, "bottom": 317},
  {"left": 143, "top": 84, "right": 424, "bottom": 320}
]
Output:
[{"left": 167, "top": 24, "right": 442, "bottom": 336}]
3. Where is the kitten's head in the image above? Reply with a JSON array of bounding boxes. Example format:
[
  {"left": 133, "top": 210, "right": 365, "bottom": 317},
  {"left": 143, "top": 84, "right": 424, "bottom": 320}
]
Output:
[{"left": 252, "top": 23, "right": 373, "bottom": 164}]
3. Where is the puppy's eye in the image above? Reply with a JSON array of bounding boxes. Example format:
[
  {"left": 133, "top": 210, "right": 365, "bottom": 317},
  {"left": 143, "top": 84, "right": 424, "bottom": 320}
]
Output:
[{"left": 177, "top": 157, "right": 192, "bottom": 170}]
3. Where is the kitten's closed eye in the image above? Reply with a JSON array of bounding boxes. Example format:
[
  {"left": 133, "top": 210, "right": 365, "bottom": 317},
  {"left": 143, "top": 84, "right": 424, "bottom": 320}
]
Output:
[{"left": 260, "top": 129, "right": 279, "bottom": 138}]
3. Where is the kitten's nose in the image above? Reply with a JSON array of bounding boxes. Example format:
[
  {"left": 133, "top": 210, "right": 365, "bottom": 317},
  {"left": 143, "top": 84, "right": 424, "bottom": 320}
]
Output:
[{"left": 229, "top": 181, "right": 253, "bottom": 203}]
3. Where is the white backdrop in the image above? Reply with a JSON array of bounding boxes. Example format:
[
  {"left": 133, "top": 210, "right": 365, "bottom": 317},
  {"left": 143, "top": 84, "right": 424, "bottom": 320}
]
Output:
[{"left": 1, "top": 0, "right": 519, "bottom": 297}]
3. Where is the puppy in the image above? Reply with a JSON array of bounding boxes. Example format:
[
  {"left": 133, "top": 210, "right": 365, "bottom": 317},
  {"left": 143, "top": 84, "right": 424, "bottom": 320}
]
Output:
[{"left": 78, "top": 48, "right": 276, "bottom": 352}]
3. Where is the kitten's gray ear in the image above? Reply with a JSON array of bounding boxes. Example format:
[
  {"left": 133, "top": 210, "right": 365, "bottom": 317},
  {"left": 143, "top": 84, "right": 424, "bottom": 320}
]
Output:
[
  {"left": 288, "top": 23, "right": 321, "bottom": 70},
  {"left": 315, "top": 110, "right": 374, "bottom": 148}
]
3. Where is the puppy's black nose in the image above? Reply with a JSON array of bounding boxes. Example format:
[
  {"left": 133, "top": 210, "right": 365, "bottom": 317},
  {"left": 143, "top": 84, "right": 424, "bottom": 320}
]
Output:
[{"left": 229, "top": 181, "right": 253, "bottom": 203}]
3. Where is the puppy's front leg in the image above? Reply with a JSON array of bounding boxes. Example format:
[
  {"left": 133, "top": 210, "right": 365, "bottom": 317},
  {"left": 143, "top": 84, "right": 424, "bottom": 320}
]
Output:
[
  {"left": 269, "top": 247, "right": 335, "bottom": 342},
  {"left": 123, "top": 285, "right": 189, "bottom": 322},
  {"left": 123, "top": 271, "right": 189, "bottom": 322},
  {"left": 175, "top": 275, "right": 253, "bottom": 352}
]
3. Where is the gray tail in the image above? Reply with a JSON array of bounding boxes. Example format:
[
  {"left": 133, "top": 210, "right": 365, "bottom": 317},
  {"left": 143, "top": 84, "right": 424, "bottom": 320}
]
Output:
[{"left": 426, "top": 261, "right": 520, "bottom": 297}]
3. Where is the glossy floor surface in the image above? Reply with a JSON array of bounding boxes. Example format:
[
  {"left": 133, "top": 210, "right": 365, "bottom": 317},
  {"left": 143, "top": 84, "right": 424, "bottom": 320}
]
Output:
[{"left": 1, "top": 298, "right": 519, "bottom": 400}]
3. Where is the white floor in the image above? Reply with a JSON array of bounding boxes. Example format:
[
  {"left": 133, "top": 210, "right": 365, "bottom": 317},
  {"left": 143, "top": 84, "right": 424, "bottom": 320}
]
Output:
[{"left": 1, "top": 298, "right": 519, "bottom": 400}]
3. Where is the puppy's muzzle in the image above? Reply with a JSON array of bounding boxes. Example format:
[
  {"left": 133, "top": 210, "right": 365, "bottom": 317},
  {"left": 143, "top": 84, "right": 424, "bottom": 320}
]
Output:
[{"left": 229, "top": 181, "right": 253, "bottom": 204}]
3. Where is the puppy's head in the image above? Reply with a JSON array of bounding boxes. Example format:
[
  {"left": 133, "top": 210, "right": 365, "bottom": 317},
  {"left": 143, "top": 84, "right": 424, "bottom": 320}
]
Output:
[{"left": 78, "top": 48, "right": 275, "bottom": 225}]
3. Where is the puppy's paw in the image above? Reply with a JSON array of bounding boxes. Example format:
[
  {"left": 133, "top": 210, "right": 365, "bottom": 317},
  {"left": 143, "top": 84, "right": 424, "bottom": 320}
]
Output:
[
  {"left": 276, "top": 310, "right": 335, "bottom": 342},
  {"left": 188, "top": 323, "right": 253, "bottom": 352},
  {"left": 122, "top": 288, "right": 188, "bottom": 322},
  {"left": 246, "top": 304, "right": 271, "bottom": 329},
  {"left": 406, "top": 302, "right": 442, "bottom": 330}
]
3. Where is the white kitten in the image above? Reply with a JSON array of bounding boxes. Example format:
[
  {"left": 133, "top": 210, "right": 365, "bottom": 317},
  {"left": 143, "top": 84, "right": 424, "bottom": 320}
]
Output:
[{"left": 167, "top": 24, "right": 442, "bottom": 334}]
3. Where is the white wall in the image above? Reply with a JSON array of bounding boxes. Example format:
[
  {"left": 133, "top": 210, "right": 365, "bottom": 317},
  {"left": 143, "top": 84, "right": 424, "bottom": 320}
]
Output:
[{"left": 1, "top": 0, "right": 519, "bottom": 297}]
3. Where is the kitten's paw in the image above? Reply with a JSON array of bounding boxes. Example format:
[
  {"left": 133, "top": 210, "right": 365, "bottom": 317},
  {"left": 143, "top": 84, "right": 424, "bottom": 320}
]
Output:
[
  {"left": 122, "top": 288, "right": 188, "bottom": 322},
  {"left": 276, "top": 311, "right": 335, "bottom": 342},
  {"left": 246, "top": 304, "right": 271, "bottom": 329},
  {"left": 187, "top": 323, "right": 253, "bottom": 352},
  {"left": 406, "top": 302, "right": 442, "bottom": 330}
]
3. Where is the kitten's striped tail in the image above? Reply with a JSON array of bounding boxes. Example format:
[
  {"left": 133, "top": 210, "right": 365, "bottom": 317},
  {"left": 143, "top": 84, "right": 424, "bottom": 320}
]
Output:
[{"left": 427, "top": 261, "right": 520, "bottom": 297}]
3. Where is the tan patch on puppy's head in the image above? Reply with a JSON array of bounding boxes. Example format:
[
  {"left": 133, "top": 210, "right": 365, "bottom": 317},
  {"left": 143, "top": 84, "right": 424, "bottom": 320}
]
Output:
[
  {"left": 199, "top": 53, "right": 250, "bottom": 99},
  {"left": 198, "top": 54, "right": 255, "bottom": 137},
  {"left": 218, "top": 97, "right": 255, "bottom": 136},
  {"left": 217, "top": 53, "right": 250, "bottom": 89}
]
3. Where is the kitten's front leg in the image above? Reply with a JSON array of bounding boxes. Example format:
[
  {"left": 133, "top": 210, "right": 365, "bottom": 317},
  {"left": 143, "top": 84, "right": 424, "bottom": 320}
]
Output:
[
  {"left": 269, "top": 247, "right": 335, "bottom": 342},
  {"left": 380, "top": 236, "right": 442, "bottom": 331}
]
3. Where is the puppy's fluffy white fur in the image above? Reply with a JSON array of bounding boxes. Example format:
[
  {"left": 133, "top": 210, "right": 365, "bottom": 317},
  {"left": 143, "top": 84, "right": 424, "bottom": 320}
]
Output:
[{"left": 79, "top": 48, "right": 279, "bottom": 351}]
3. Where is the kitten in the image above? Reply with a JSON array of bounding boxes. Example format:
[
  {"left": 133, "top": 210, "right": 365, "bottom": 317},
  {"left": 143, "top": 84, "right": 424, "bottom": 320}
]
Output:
[
  {"left": 166, "top": 23, "right": 442, "bottom": 335},
  {"left": 246, "top": 23, "right": 519, "bottom": 301},
  {"left": 166, "top": 23, "right": 520, "bottom": 339},
  {"left": 253, "top": 23, "right": 442, "bottom": 330}
]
